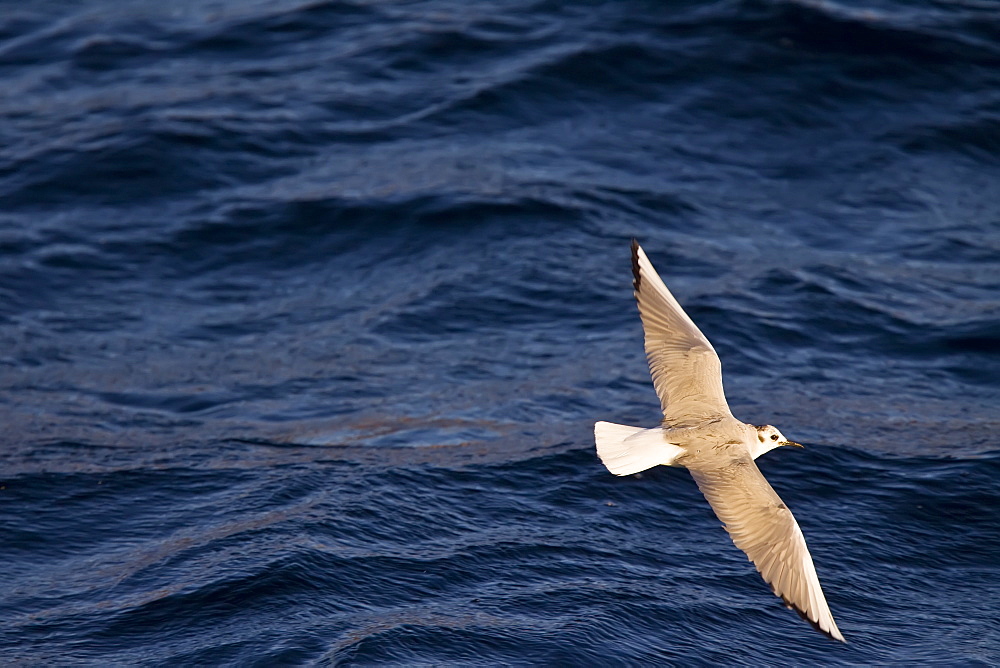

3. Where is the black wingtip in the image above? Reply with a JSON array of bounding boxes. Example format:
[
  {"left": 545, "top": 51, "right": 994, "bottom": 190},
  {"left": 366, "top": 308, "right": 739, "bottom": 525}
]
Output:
[
  {"left": 777, "top": 593, "right": 847, "bottom": 643},
  {"left": 630, "top": 238, "right": 641, "bottom": 292}
]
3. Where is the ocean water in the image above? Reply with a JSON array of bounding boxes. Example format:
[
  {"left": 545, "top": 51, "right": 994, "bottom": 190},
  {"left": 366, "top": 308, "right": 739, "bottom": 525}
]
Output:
[{"left": 2, "top": 0, "right": 999, "bottom": 664}]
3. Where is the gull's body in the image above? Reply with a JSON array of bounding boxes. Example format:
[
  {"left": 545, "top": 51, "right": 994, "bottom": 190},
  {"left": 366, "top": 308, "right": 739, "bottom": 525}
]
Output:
[{"left": 595, "top": 240, "right": 845, "bottom": 642}]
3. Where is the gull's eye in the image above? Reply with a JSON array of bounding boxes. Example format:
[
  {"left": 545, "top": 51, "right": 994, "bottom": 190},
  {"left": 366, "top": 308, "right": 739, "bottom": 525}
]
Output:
[{"left": 770, "top": 434, "right": 779, "bottom": 441}]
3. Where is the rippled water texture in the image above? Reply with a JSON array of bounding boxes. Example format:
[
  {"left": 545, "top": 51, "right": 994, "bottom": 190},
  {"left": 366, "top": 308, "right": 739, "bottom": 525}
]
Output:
[{"left": 2, "top": 0, "right": 999, "bottom": 664}]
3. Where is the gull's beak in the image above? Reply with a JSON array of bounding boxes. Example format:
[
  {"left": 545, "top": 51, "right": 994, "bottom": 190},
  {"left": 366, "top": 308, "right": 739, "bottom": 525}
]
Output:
[{"left": 783, "top": 440, "right": 804, "bottom": 448}]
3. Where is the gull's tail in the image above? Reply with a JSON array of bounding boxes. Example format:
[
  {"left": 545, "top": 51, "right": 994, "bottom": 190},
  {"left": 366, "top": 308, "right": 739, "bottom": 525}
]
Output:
[{"left": 595, "top": 422, "right": 684, "bottom": 476}]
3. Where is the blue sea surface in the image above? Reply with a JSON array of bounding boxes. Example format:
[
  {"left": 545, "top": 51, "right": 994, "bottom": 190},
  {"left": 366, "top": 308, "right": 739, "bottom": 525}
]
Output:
[{"left": 2, "top": 0, "right": 999, "bottom": 664}]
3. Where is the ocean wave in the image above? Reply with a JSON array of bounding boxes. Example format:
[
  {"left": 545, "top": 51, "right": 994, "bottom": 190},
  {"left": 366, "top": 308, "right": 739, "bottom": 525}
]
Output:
[
  {"left": 1, "top": 0, "right": 998, "bottom": 662},
  {"left": 4, "top": 446, "right": 999, "bottom": 663}
]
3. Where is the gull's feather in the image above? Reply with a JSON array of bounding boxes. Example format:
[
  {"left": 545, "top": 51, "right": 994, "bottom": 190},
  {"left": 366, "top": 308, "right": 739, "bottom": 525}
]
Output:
[
  {"left": 595, "top": 421, "right": 685, "bottom": 475},
  {"left": 631, "top": 240, "right": 732, "bottom": 425},
  {"left": 688, "top": 457, "right": 845, "bottom": 642}
]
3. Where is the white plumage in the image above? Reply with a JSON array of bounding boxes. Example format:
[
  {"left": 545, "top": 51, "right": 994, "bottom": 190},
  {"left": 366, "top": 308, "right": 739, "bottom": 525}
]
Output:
[{"left": 595, "top": 240, "right": 845, "bottom": 643}]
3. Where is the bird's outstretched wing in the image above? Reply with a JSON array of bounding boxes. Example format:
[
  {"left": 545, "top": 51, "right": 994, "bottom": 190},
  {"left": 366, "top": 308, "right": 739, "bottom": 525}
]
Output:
[
  {"left": 688, "top": 457, "right": 845, "bottom": 642},
  {"left": 632, "top": 240, "right": 731, "bottom": 425}
]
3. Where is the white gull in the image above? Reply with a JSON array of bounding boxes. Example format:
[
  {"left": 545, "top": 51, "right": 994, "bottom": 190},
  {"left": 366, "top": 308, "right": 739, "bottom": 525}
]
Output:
[{"left": 595, "top": 240, "right": 845, "bottom": 642}]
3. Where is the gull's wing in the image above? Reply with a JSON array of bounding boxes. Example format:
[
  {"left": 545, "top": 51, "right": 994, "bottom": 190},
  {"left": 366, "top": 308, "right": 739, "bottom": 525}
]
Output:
[
  {"left": 688, "top": 457, "right": 845, "bottom": 642},
  {"left": 632, "top": 240, "right": 731, "bottom": 425}
]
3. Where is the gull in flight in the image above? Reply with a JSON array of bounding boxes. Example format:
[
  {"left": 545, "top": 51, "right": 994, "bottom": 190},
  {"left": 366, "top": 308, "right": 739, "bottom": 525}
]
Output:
[{"left": 595, "top": 240, "right": 845, "bottom": 642}]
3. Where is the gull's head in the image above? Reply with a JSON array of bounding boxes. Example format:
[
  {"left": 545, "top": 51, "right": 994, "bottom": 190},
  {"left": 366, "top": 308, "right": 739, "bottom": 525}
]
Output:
[{"left": 752, "top": 425, "right": 803, "bottom": 458}]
